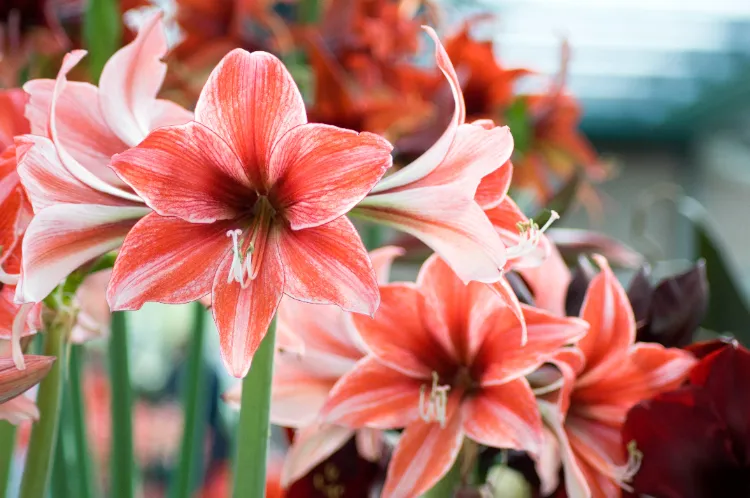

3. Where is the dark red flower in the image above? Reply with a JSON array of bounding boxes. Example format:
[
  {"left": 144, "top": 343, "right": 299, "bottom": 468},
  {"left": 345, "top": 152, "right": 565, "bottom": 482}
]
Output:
[{"left": 623, "top": 343, "right": 750, "bottom": 498}]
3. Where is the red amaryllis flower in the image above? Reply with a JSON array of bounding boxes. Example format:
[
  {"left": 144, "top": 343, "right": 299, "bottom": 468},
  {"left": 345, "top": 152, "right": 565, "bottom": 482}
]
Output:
[
  {"left": 16, "top": 12, "right": 190, "bottom": 305},
  {"left": 320, "top": 255, "right": 588, "bottom": 497},
  {"left": 623, "top": 342, "right": 750, "bottom": 498},
  {"left": 356, "top": 27, "right": 514, "bottom": 284},
  {"left": 107, "top": 48, "right": 393, "bottom": 378},
  {"left": 534, "top": 255, "right": 696, "bottom": 498}
]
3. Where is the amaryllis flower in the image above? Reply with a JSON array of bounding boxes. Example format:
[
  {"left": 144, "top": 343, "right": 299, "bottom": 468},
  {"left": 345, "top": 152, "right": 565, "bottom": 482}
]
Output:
[
  {"left": 320, "top": 255, "right": 588, "bottom": 497},
  {"left": 106, "top": 48, "right": 393, "bottom": 378},
  {"left": 0, "top": 352, "right": 54, "bottom": 424},
  {"left": 355, "top": 27, "right": 516, "bottom": 284},
  {"left": 534, "top": 255, "right": 696, "bottom": 498},
  {"left": 224, "top": 247, "right": 403, "bottom": 486},
  {"left": 16, "top": 11, "right": 190, "bottom": 304},
  {"left": 623, "top": 342, "right": 750, "bottom": 498}
]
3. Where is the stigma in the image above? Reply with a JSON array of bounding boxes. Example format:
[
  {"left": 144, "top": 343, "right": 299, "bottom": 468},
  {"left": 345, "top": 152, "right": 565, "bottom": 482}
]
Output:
[
  {"left": 506, "top": 210, "right": 560, "bottom": 262},
  {"left": 418, "top": 371, "right": 451, "bottom": 428}
]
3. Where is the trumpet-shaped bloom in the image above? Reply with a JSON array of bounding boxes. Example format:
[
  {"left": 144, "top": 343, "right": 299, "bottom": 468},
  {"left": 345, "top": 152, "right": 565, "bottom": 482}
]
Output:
[
  {"left": 16, "top": 12, "right": 190, "bottom": 304},
  {"left": 107, "top": 48, "right": 393, "bottom": 378},
  {"left": 320, "top": 255, "right": 588, "bottom": 498},
  {"left": 225, "top": 247, "right": 403, "bottom": 487},
  {"left": 535, "top": 256, "right": 696, "bottom": 498},
  {"left": 356, "top": 27, "right": 514, "bottom": 284}
]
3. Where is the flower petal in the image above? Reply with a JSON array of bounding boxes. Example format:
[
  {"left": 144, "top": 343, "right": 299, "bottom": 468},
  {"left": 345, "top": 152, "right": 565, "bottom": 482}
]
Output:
[
  {"left": 271, "top": 353, "right": 338, "bottom": 427},
  {"left": 565, "top": 414, "right": 626, "bottom": 496},
  {"left": 107, "top": 214, "right": 235, "bottom": 310},
  {"left": 0, "top": 394, "right": 40, "bottom": 425},
  {"left": 462, "top": 378, "right": 543, "bottom": 455},
  {"left": 382, "top": 400, "right": 464, "bottom": 498},
  {"left": 19, "top": 204, "right": 149, "bottom": 303},
  {"left": 0, "top": 89, "right": 29, "bottom": 148},
  {"left": 485, "top": 196, "right": 551, "bottom": 270},
  {"left": 281, "top": 423, "right": 354, "bottom": 487},
  {"left": 212, "top": 236, "right": 284, "bottom": 378},
  {"left": 475, "top": 159, "right": 513, "bottom": 210},
  {"left": 268, "top": 123, "right": 392, "bottom": 229},
  {"left": 195, "top": 49, "right": 306, "bottom": 188},
  {"left": 0, "top": 355, "right": 55, "bottom": 404},
  {"left": 98, "top": 12, "right": 188, "bottom": 145},
  {"left": 320, "top": 357, "right": 422, "bottom": 430},
  {"left": 517, "top": 240, "right": 571, "bottom": 316},
  {"left": 276, "top": 216, "right": 379, "bottom": 316},
  {"left": 110, "top": 121, "right": 252, "bottom": 222},
  {"left": 358, "top": 185, "right": 506, "bottom": 284},
  {"left": 369, "top": 246, "right": 405, "bottom": 285}
]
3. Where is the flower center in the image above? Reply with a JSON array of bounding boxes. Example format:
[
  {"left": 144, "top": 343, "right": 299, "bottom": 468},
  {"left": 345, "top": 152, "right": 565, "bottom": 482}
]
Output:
[
  {"left": 506, "top": 210, "right": 560, "bottom": 262},
  {"left": 419, "top": 371, "right": 451, "bottom": 428},
  {"left": 225, "top": 197, "right": 275, "bottom": 288}
]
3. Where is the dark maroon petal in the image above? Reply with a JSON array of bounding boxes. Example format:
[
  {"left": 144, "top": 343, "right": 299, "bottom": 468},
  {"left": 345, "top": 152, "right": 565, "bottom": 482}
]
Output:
[
  {"left": 686, "top": 338, "right": 736, "bottom": 360},
  {"left": 627, "top": 263, "right": 653, "bottom": 331},
  {"left": 564, "top": 255, "right": 597, "bottom": 316},
  {"left": 506, "top": 271, "right": 535, "bottom": 307}
]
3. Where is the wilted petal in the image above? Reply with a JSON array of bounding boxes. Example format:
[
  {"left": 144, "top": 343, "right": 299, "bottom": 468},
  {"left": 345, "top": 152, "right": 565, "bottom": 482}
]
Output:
[
  {"left": 276, "top": 217, "right": 379, "bottom": 316},
  {"left": 0, "top": 355, "right": 55, "bottom": 403},
  {"left": 281, "top": 423, "right": 353, "bottom": 487},
  {"left": 108, "top": 214, "right": 235, "bottom": 311},
  {"left": 195, "top": 49, "right": 306, "bottom": 188}
]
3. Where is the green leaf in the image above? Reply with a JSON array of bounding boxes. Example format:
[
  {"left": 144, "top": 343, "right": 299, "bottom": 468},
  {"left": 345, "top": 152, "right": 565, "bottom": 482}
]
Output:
[
  {"left": 678, "top": 197, "right": 750, "bottom": 344},
  {"left": 504, "top": 97, "right": 533, "bottom": 156},
  {"left": 84, "top": 0, "right": 122, "bottom": 81}
]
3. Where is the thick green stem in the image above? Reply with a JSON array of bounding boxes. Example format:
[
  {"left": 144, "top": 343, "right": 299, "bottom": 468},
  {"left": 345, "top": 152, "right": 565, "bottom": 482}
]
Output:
[
  {"left": 18, "top": 323, "right": 67, "bottom": 498},
  {"left": 69, "top": 345, "right": 97, "bottom": 498},
  {"left": 232, "top": 316, "right": 277, "bottom": 498},
  {"left": 51, "top": 423, "right": 71, "bottom": 498},
  {"left": 170, "top": 303, "right": 208, "bottom": 498},
  {"left": 422, "top": 457, "right": 461, "bottom": 498},
  {"left": 363, "top": 222, "right": 386, "bottom": 250},
  {"left": 109, "top": 312, "right": 134, "bottom": 498},
  {"left": 0, "top": 422, "right": 16, "bottom": 498}
]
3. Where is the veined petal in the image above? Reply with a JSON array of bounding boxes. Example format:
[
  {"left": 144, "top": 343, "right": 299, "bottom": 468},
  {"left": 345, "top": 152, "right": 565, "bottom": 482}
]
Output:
[
  {"left": 268, "top": 124, "right": 392, "bottom": 229},
  {"left": 369, "top": 246, "right": 405, "bottom": 285},
  {"left": 195, "top": 49, "right": 306, "bottom": 188},
  {"left": 15, "top": 134, "right": 128, "bottom": 211},
  {"left": 19, "top": 204, "right": 149, "bottom": 303},
  {"left": 358, "top": 185, "right": 506, "bottom": 284},
  {"left": 107, "top": 213, "right": 235, "bottom": 311},
  {"left": 110, "top": 121, "right": 252, "bottom": 223},
  {"left": 0, "top": 355, "right": 55, "bottom": 404},
  {"left": 352, "top": 283, "right": 447, "bottom": 379},
  {"left": 462, "top": 378, "right": 543, "bottom": 456},
  {"left": 370, "top": 26, "right": 464, "bottom": 193},
  {"left": 276, "top": 216, "right": 379, "bottom": 316},
  {"left": 576, "top": 255, "right": 636, "bottom": 387},
  {"left": 320, "top": 357, "right": 423, "bottom": 430},
  {"left": 382, "top": 396, "right": 464, "bottom": 498},
  {"left": 99, "top": 12, "right": 181, "bottom": 145},
  {"left": 281, "top": 423, "right": 354, "bottom": 487},
  {"left": 213, "top": 235, "right": 284, "bottom": 378}
]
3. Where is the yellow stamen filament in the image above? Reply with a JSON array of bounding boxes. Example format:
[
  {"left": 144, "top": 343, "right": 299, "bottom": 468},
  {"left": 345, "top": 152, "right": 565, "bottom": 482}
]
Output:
[{"left": 418, "top": 371, "right": 451, "bottom": 428}]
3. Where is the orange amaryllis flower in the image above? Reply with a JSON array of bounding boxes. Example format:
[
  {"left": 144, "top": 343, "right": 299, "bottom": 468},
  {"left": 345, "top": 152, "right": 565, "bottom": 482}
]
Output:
[
  {"left": 225, "top": 246, "right": 403, "bottom": 486},
  {"left": 534, "top": 255, "right": 696, "bottom": 498},
  {"left": 16, "top": 12, "right": 190, "bottom": 305},
  {"left": 320, "top": 255, "right": 588, "bottom": 497},
  {"left": 356, "top": 27, "right": 514, "bottom": 284},
  {"left": 0, "top": 353, "right": 54, "bottom": 423},
  {"left": 107, "top": 48, "right": 393, "bottom": 378}
]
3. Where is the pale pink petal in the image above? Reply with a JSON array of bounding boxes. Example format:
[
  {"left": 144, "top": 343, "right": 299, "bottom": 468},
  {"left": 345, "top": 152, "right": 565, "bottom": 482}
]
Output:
[
  {"left": 320, "top": 357, "right": 422, "bottom": 430},
  {"left": 110, "top": 121, "right": 252, "bottom": 222},
  {"left": 281, "top": 423, "right": 353, "bottom": 487},
  {"left": 485, "top": 197, "right": 550, "bottom": 270},
  {"left": 19, "top": 204, "right": 149, "bottom": 303},
  {"left": 462, "top": 378, "right": 543, "bottom": 455},
  {"left": 382, "top": 398, "right": 464, "bottom": 498},
  {"left": 370, "top": 26, "right": 464, "bottom": 192},
  {"left": 0, "top": 89, "right": 29, "bottom": 148},
  {"left": 212, "top": 235, "right": 284, "bottom": 378},
  {"left": 268, "top": 123, "right": 392, "bottom": 229},
  {"left": 107, "top": 214, "right": 235, "bottom": 310},
  {"left": 276, "top": 216, "right": 379, "bottom": 315},
  {"left": 475, "top": 159, "right": 513, "bottom": 210},
  {"left": 357, "top": 185, "right": 506, "bottom": 284},
  {"left": 517, "top": 240, "right": 571, "bottom": 316},
  {"left": 71, "top": 269, "right": 112, "bottom": 343},
  {"left": 148, "top": 99, "right": 193, "bottom": 131},
  {"left": 565, "top": 414, "right": 626, "bottom": 495},
  {"left": 195, "top": 49, "right": 306, "bottom": 188},
  {"left": 271, "top": 354, "right": 337, "bottom": 427},
  {"left": 355, "top": 428, "right": 383, "bottom": 462},
  {"left": 369, "top": 246, "right": 404, "bottom": 285},
  {"left": 0, "top": 394, "right": 40, "bottom": 424}
]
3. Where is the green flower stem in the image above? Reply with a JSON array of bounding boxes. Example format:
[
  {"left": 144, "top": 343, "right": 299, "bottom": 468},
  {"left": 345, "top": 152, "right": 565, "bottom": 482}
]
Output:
[
  {"left": 170, "top": 303, "right": 208, "bottom": 498},
  {"left": 51, "top": 423, "right": 71, "bottom": 498},
  {"left": 68, "top": 345, "right": 97, "bottom": 498},
  {"left": 233, "top": 315, "right": 277, "bottom": 498},
  {"left": 18, "top": 320, "right": 68, "bottom": 498},
  {"left": 0, "top": 422, "right": 16, "bottom": 498},
  {"left": 109, "top": 311, "right": 134, "bottom": 498}
]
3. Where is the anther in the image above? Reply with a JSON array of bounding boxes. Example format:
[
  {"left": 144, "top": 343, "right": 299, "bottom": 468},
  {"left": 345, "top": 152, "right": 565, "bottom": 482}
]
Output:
[
  {"left": 226, "top": 229, "right": 248, "bottom": 288},
  {"left": 418, "top": 372, "right": 451, "bottom": 428}
]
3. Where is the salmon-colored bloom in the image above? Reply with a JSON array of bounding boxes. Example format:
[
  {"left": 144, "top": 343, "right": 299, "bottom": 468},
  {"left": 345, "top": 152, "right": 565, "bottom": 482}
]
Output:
[
  {"left": 107, "top": 48, "right": 393, "bottom": 378},
  {"left": 16, "top": 12, "right": 190, "bottom": 304},
  {"left": 0, "top": 353, "right": 54, "bottom": 424},
  {"left": 225, "top": 246, "right": 402, "bottom": 486},
  {"left": 356, "top": 27, "right": 515, "bottom": 284},
  {"left": 534, "top": 255, "right": 696, "bottom": 498},
  {"left": 320, "top": 255, "right": 588, "bottom": 497}
]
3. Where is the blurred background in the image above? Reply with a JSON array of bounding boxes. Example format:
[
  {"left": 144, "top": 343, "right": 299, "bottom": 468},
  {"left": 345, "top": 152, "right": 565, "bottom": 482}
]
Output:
[{"left": 3, "top": 0, "right": 750, "bottom": 496}]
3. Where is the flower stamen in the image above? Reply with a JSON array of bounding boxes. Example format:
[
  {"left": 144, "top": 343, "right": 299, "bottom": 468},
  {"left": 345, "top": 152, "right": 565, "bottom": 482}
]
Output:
[
  {"left": 226, "top": 229, "right": 248, "bottom": 288},
  {"left": 506, "top": 210, "right": 560, "bottom": 262},
  {"left": 615, "top": 440, "right": 643, "bottom": 492},
  {"left": 418, "top": 371, "right": 451, "bottom": 428}
]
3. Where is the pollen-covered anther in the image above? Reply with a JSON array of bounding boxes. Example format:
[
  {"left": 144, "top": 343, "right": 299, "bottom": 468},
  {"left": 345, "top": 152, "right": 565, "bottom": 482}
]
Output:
[
  {"left": 226, "top": 229, "right": 248, "bottom": 288},
  {"left": 507, "top": 210, "right": 560, "bottom": 261},
  {"left": 418, "top": 371, "right": 451, "bottom": 428},
  {"left": 616, "top": 440, "right": 644, "bottom": 492}
]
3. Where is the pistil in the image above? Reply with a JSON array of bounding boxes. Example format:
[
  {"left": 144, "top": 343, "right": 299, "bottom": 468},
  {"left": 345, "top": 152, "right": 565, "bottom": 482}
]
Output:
[
  {"left": 506, "top": 210, "right": 560, "bottom": 262},
  {"left": 418, "top": 371, "right": 451, "bottom": 428}
]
